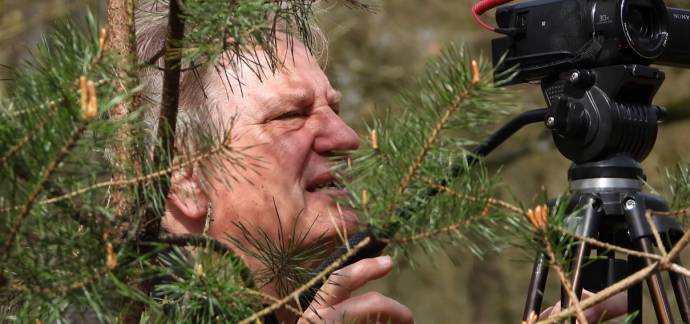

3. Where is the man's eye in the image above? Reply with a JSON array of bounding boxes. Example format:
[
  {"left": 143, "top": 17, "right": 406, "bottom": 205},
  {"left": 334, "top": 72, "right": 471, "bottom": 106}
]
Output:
[{"left": 274, "top": 110, "right": 307, "bottom": 120}]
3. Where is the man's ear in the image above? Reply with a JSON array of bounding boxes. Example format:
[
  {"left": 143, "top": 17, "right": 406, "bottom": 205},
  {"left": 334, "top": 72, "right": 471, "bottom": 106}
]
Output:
[{"left": 168, "top": 166, "right": 209, "bottom": 220}]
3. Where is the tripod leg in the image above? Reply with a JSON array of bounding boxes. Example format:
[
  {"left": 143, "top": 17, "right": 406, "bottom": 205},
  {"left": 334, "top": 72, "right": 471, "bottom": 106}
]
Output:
[
  {"left": 561, "top": 196, "right": 601, "bottom": 312},
  {"left": 669, "top": 257, "right": 690, "bottom": 323},
  {"left": 624, "top": 197, "right": 675, "bottom": 324},
  {"left": 523, "top": 252, "right": 550, "bottom": 320},
  {"left": 628, "top": 254, "right": 644, "bottom": 324},
  {"left": 638, "top": 237, "right": 675, "bottom": 324}
]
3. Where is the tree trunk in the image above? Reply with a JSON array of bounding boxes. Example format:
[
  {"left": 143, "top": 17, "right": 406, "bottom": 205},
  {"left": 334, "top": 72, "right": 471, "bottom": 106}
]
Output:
[{"left": 106, "top": 0, "right": 138, "bottom": 232}]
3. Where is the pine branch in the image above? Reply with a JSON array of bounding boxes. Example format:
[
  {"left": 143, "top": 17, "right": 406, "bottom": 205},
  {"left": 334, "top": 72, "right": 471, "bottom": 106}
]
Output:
[
  {"left": 390, "top": 61, "right": 480, "bottom": 213},
  {"left": 542, "top": 232, "right": 588, "bottom": 323},
  {"left": 383, "top": 208, "right": 489, "bottom": 244},
  {"left": 238, "top": 236, "right": 372, "bottom": 324},
  {"left": 542, "top": 212, "right": 690, "bottom": 323},
  {"left": 538, "top": 263, "right": 657, "bottom": 323},
  {"left": 229, "top": 203, "right": 330, "bottom": 298},
  {"left": 9, "top": 267, "right": 108, "bottom": 295},
  {"left": 522, "top": 205, "right": 589, "bottom": 322},
  {"left": 417, "top": 175, "right": 525, "bottom": 215},
  {"left": 0, "top": 133, "right": 238, "bottom": 213},
  {"left": 554, "top": 226, "right": 660, "bottom": 261},
  {"left": 670, "top": 263, "right": 690, "bottom": 278},
  {"left": 156, "top": 233, "right": 232, "bottom": 255},
  {"left": 0, "top": 102, "right": 58, "bottom": 167},
  {"left": 645, "top": 210, "right": 668, "bottom": 255},
  {"left": 2, "top": 113, "right": 93, "bottom": 260},
  {"left": 665, "top": 224, "right": 690, "bottom": 261},
  {"left": 241, "top": 288, "right": 317, "bottom": 324},
  {"left": 654, "top": 205, "right": 690, "bottom": 217},
  {"left": 35, "top": 132, "right": 234, "bottom": 209},
  {"left": 3, "top": 1, "right": 374, "bottom": 321}
]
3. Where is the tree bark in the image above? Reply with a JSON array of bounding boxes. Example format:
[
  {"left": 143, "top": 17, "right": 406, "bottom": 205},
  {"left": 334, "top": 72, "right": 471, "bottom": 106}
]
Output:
[{"left": 106, "top": 0, "right": 138, "bottom": 231}]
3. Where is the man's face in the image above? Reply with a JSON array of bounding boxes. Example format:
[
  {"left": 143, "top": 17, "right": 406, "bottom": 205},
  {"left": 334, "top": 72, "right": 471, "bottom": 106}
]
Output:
[{"left": 202, "top": 41, "right": 360, "bottom": 271}]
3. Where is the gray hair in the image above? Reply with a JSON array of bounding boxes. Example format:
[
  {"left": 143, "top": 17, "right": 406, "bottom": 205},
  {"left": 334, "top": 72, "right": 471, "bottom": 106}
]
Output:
[{"left": 135, "top": 0, "right": 327, "bottom": 152}]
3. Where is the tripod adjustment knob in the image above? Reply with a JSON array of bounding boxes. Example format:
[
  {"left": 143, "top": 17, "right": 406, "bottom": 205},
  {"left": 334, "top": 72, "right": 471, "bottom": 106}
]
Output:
[
  {"left": 567, "top": 69, "right": 594, "bottom": 87},
  {"left": 624, "top": 199, "right": 637, "bottom": 211},
  {"left": 655, "top": 105, "right": 668, "bottom": 122},
  {"left": 549, "top": 99, "right": 589, "bottom": 136}
]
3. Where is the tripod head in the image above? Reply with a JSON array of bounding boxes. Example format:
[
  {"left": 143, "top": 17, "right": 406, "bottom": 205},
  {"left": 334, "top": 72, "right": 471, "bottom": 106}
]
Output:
[{"left": 542, "top": 64, "right": 665, "bottom": 164}]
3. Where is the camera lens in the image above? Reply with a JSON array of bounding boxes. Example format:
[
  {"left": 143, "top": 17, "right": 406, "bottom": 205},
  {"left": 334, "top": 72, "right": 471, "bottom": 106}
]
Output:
[
  {"left": 620, "top": 0, "right": 668, "bottom": 58},
  {"left": 627, "top": 6, "right": 653, "bottom": 38}
]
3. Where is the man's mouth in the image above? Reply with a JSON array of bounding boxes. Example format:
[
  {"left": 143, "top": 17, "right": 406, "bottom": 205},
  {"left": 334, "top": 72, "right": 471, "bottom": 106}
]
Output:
[
  {"left": 305, "top": 174, "right": 343, "bottom": 192},
  {"left": 305, "top": 181, "right": 340, "bottom": 192}
]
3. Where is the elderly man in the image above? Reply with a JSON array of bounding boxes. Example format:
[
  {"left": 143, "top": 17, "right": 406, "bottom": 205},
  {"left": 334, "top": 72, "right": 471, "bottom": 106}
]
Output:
[
  {"left": 137, "top": 6, "right": 413, "bottom": 323},
  {"left": 136, "top": 3, "right": 627, "bottom": 323}
]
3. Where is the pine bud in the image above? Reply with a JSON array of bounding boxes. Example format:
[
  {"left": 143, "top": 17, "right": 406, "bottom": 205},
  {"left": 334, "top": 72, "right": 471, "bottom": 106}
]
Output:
[
  {"left": 527, "top": 205, "right": 549, "bottom": 232},
  {"left": 361, "top": 190, "right": 369, "bottom": 208},
  {"left": 79, "top": 76, "right": 98, "bottom": 120},
  {"left": 79, "top": 76, "right": 88, "bottom": 113},
  {"left": 370, "top": 129, "right": 379, "bottom": 150},
  {"left": 106, "top": 242, "right": 118, "bottom": 270},
  {"left": 480, "top": 204, "right": 490, "bottom": 217},
  {"left": 98, "top": 28, "right": 108, "bottom": 50},
  {"left": 195, "top": 263, "right": 205, "bottom": 279},
  {"left": 471, "top": 60, "right": 480, "bottom": 84},
  {"left": 86, "top": 81, "right": 97, "bottom": 120}
]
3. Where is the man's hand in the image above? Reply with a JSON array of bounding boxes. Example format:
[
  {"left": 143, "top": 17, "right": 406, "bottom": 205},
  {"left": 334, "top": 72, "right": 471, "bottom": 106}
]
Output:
[
  {"left": 540, "top": 290, "right": 628, "bottom": 323},
  {"left": 299, "top": 256, "right": 414, "bottom": 324}
]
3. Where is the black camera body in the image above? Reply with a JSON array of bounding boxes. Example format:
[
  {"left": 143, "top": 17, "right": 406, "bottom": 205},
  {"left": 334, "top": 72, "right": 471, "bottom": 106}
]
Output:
[{"left": 492, "top": 0, "right": 690, "bottom": 85}]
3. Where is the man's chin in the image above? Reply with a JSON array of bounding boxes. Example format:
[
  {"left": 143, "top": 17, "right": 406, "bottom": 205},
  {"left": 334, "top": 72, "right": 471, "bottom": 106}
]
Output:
[
  {"left": 304, "top": 190, "right": 359, "bottom": 228},
  {"left": 303, "top": 212, "right": 361, "bottom": 268}
]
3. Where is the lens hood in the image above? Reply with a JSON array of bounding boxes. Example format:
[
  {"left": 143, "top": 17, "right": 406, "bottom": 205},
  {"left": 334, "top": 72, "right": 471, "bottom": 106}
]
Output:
[{"left": 620, "top": 0, "right": 669, "bottom": 59}]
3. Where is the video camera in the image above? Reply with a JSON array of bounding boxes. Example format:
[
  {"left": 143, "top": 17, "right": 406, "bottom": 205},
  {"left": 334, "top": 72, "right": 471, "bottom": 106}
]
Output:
[
  {"left": 485, "top": 1, "right": 690, "bottom": 322},
  {"left": 491, "top": 0, "right": 690, "bottom": 85}
]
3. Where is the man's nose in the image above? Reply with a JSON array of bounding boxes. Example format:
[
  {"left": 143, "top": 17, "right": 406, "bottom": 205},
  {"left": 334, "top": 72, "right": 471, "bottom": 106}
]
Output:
[{"left": 312, "top": 111, "right": 360, "bottom": 153}]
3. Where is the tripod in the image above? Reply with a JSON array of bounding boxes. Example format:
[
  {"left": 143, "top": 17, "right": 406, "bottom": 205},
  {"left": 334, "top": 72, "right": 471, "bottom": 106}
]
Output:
[{"left": 521, "top": 64, "right": 690, "bottom": 323}]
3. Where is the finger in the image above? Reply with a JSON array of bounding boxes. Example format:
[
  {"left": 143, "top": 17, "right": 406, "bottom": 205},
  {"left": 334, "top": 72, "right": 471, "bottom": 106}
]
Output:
[
  {"left": 582, "top": 290, "right": 627, "bottom": 322},
  {"left": 539, "top": 302, "right": 559, "bottom": 320},
  {"left": 313, "top": 255, "right": 393, "bottom": 307},
  {"left": 305, "top": 291, "right": 414, "bottom": 324},
  {"left": 541, "top": 290, "right": 627, "bottom": 322}
]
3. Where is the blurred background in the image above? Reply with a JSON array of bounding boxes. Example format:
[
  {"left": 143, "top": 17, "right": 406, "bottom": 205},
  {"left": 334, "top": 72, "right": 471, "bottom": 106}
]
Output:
[
  {"left": 316, "top": 1, "right": 690, "bottom": 322},
  {"left": 1, "top": 0, "right": 690, "bottom": 322}
]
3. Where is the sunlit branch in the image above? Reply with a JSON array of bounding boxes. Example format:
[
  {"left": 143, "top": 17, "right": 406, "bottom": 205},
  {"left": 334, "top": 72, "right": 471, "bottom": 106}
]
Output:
[
  {"left": 541, "top": 230, "right": 588, "bottom": 323},
  {"left": 417, "top": 175, "right": 525, "bottom": 215},
  {"left": 390, "top": 71, "right": 479, "bottom": 213},
  {"left": 238, "top": 237, "right": 372, "bottom": 324},
  {"left": 383, "top": 209, "right": 489, "bottom": 244},
  {"left": 242, "top": 288, "right": 317, "bottom": 324}
]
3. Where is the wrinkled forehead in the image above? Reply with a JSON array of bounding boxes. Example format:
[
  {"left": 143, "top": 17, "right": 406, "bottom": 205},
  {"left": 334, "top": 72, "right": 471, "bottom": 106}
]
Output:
[{"left": 204, "top": 37, "right": 337, "bottom": 109}]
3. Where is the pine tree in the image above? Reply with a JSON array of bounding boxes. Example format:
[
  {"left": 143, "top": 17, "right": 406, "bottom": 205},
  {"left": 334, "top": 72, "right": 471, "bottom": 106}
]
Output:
[{"left": 2, "top": 1, "right": 690, "bottom": 323}]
